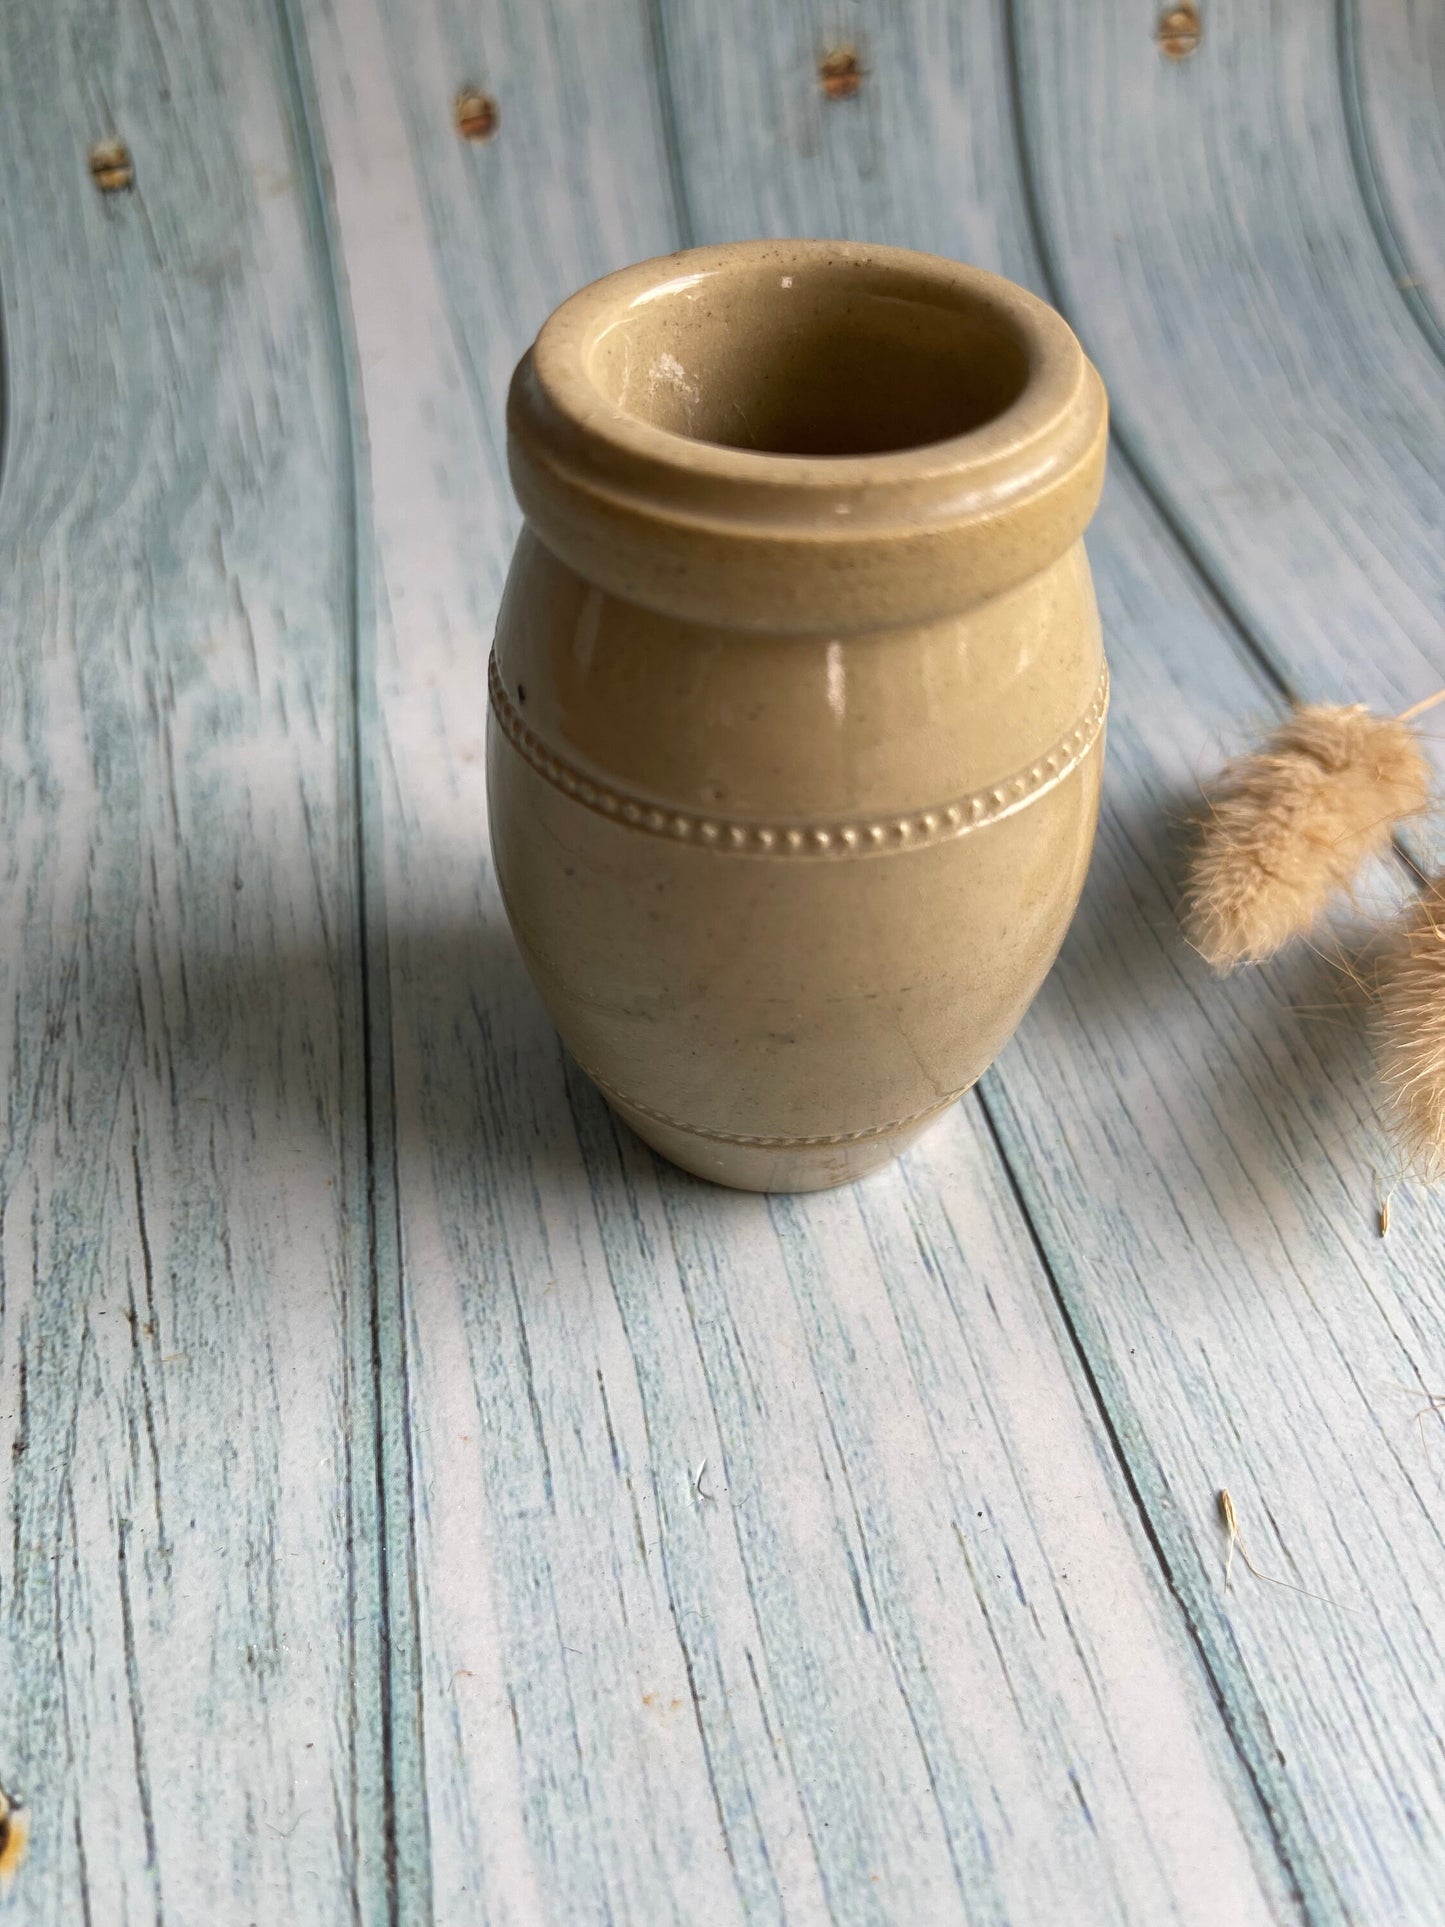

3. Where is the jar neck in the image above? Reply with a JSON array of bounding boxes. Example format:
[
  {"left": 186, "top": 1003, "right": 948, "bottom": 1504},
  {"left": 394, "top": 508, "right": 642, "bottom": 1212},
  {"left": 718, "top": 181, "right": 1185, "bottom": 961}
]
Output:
[{"left": 507, "top": 242, "right": 1108, "bottom": 634}]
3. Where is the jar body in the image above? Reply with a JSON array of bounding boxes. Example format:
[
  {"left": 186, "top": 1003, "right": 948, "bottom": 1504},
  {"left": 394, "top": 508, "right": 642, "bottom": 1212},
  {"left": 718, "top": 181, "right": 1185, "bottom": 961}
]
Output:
[
  {"left": 489, "top": 240, "right": 1108, "bottom": 1190},
  {"left": 489, "top": 529, "right": 1106, "bottom": 1190}
]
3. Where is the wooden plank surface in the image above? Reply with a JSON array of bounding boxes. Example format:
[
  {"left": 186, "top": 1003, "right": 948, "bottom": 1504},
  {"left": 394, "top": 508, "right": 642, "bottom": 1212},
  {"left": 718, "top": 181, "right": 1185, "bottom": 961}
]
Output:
[
  {"left": 653, "top": 0, "right": 1445, "bottom": 1921},
  {"left": 1008, "top": 0, "right": 1445, "bottom": 717},
  {"left": 0, "top": 2, "right": 388, "bottom": 1920},
  {"left": 297, "top": 0, "right": 1299, "bottom": 1920},
  {"left": 2, "top": 0, "right": 1443, "bottom": 1920},
  {"left": 1346, "top": 0, "right": 1445, "bottom": 352}
]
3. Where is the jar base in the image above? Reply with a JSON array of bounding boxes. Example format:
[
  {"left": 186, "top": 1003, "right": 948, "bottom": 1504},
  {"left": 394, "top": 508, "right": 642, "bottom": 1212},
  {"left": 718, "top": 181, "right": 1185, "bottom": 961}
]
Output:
[{"left": 600, "top": 1085, "right": 965, "bottom": 1193}]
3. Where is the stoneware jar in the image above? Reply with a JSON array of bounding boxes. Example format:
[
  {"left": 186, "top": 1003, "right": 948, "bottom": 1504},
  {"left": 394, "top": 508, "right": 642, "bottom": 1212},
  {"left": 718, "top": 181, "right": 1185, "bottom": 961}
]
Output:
[{"left": 489, "top": 240, "right": 1108, "bottom": 1191}]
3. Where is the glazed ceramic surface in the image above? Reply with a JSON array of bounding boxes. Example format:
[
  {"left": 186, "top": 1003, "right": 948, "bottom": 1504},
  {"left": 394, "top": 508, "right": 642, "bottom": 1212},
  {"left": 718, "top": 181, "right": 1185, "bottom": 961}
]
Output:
[{"left": 490, "top": 240, "right": 1108, "bottom": 1188}]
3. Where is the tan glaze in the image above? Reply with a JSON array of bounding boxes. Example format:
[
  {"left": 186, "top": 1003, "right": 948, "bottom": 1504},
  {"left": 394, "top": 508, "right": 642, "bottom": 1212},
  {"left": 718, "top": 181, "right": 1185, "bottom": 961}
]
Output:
[{"left": 490, "top": 241, "right": 1108, "bottom": 1190}]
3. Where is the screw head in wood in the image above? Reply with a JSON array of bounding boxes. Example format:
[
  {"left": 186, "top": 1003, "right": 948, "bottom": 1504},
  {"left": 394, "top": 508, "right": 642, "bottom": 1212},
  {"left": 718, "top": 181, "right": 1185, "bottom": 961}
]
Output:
[
  {"left": 88, "top": 138, "right": 134, "bottom": 192},
  {"left": 0, "top": 1780, "right": 28, "bottom": 1889},
  {"left": 1156, "top": 4, "right": 1201, "bottom": 58},
  {"left": 819, "top": 47, "right": 864, "bottom": 100},
  {"left": 455, "top": 88, "right": 499, "bottom": 141}
]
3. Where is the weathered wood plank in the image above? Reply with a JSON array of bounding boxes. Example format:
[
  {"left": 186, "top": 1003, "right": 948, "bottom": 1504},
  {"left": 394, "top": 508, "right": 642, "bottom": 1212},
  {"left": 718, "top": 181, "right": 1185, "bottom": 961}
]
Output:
[
  {"left": 1345, "top": 0, "right": 1445, "bottom": 352},
  {"left": 0, "top": 3, "right": 384, "bottom": 1920},
  {"left": 299, "top": 0, "right": 1296, "bottom": 1918},
  {"left": 1008, "top": 0, "right": 1445, "bottom": 716},
  {"left": 652, "top": 0, "right": 1445, "bottom": 1919}
]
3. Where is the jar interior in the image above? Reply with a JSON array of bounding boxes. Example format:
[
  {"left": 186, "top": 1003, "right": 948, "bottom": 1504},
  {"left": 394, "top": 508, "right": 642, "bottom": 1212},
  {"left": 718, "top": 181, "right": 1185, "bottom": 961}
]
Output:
[{"left": 586, "top": 260, "right": 1032, "bottom": 457}]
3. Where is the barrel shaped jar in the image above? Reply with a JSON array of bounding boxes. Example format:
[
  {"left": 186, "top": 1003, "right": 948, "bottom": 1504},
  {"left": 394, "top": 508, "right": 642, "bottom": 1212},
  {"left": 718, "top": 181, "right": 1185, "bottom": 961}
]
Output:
[{"left": 489, "top": 241, "right": 1108, "bottom": 1190}]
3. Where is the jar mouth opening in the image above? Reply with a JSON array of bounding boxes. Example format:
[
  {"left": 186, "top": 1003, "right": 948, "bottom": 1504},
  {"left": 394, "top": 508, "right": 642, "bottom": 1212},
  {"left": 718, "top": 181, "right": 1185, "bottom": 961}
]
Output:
[
  {"left": 524, "top": 243, "right": 1094, "bottom": 500},
  {"left": 584, "top": 256, "right": 1033, "bottom": 459}
]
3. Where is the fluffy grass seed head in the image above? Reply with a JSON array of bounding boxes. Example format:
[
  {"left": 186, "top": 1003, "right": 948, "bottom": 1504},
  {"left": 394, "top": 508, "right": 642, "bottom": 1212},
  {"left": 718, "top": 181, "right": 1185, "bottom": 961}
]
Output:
[
  {"left": 1377, "top": 877, "right": 1445, "bottom": 1181},
  {"left": 1183, "top": 703, "right": 1431, "bottom": 971}
]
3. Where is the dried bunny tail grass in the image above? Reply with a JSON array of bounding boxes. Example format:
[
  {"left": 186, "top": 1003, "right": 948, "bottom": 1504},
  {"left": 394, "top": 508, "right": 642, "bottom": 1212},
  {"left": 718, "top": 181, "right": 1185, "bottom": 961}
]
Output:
[
  {"left": 1182, "top": 703, "right": 1431, "bottom": 971},
  {"left": 1377, "top": 879, "right": 1445, "bottom": 1181}
]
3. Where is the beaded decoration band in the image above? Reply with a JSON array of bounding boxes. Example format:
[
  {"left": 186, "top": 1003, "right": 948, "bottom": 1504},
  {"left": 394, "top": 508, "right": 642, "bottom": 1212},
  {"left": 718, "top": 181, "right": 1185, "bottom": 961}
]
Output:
[{"left": 489, "top": 652, "right": 1108, "bottom": 858}]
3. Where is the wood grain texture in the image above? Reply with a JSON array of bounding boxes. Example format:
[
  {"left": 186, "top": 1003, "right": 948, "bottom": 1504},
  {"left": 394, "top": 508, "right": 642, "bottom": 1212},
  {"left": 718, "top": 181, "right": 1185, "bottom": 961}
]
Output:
[
  {"left": 1007, "top": 0, "right": 1445, "bottom": 719},
  {"left": 298, "top": 0, "right": 1299, "bottom": 1918},
  {"left": 1345, "top": 0, "right": 1445, "bottom": 353},
  {"left": 0, "top": 2, "right": 387, "bottom": 1920},
  {"left": 651, "top": 0, "right": 1445, "bottom": 1920},
  {"left": 5, "top": 0, "right": 1443, "bottom": 1919}
]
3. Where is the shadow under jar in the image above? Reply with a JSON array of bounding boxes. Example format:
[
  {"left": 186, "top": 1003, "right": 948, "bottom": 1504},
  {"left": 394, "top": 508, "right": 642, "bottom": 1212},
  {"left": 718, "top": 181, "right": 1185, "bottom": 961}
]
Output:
[{"left": 489, "top": 241, "right": 1109, "bottom": 1191}]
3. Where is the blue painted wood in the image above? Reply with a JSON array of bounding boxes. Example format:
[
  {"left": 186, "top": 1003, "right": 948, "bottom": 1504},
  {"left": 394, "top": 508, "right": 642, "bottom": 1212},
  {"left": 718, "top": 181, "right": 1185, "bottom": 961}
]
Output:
[
  {"left": 652, "top": 0, "right": 1445, "bottom": 1920},
  {"left": 0, "top": 0, "right": 390, "bottom": 1921},
  {"left": 298, "top": 0, "right": 1300, "bottom": 1919},
  {"left": 1344, "top": 0, "right": 1445, "bottom": 355},
  {"left": 5, "top": 0, "right": 1444, "bottom": 1918},
  {"left": 1008, "top": 0, "right": 1445, "bottom": 719}
]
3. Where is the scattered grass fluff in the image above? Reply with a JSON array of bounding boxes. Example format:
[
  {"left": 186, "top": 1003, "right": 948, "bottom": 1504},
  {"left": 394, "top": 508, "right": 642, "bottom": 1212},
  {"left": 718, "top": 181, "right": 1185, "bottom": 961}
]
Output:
[
  {"left": 1183, "top": 704, "right": 1431, "bottom": 971},
  {"left": 1377, "top": 879, "right": 1445, "bottom": 1181}
]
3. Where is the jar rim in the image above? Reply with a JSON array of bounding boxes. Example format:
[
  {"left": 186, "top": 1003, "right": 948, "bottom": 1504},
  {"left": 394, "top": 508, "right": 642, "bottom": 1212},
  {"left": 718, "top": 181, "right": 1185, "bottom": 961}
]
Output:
[
  {"left": 537, "top": 241, "right": 1084, "bottom": 480},
  {"left": 508, "top": 241, "right": 1107, "bottom": 630}
]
